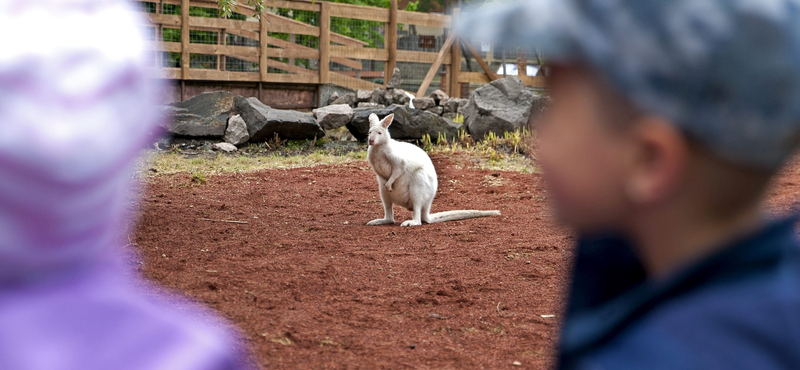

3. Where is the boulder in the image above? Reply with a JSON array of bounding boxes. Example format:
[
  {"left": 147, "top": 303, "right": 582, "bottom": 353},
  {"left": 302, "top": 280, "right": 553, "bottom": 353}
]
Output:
[
  {"left": 425, "top": 106, "right": 444, "bottom": 116},
  {"left": 463, "top": 76, "right": 538, "bottom": 139},
  {"left": 384, "top": 88, "right": 411, "bottom": 106},
  {"left": 213, "top": 142, "right": 238, "bottom": 152},
  {"left": 163, "top": 91, "right": 234, "bottom": 137},
  {"left": 443, "top": 112, "right": 459, "bottom": 121},
  {"left": 346, "top": 105, "right": 411, "bottom": 142},
  {"left": 331, "top": 92, "right": 357, "bottom": 107},
  {"left": 356, "top": 89, "right": 372, "bottom": 102},
  {"left": 234, "top": 96, "right": 325, "bottom": 141},
  {"left": 412, "top": 97, "right": 436, "bottom": 111},
  {"left": 313, "top": 104, "right": 353, "bottom": 130},
  {"left": 357, "top": 102, "right": 381, "bottom": 108},
  {"left": 386, "top": 67, "right": 402, "bottom": 89},
  {"left": 406, "top": 109, "right": 463, "bottom": 142},
  {"left": 326, "top": 92, "right": 340, "bottom": 106},
  {"left": 345, "top": 105, "right": 461, "bottom": 142},
  {"left": 429, "top": 89, "right": 449, "bottom": 105},
  {"left": 371, "top": 88, "right": 389, "bottom": 105},
  {"left": 224, "top": 114, "right": 249, "bottom": 145},
  {"left": 442, "top": 98, "right": 468, "bottom": 114}
]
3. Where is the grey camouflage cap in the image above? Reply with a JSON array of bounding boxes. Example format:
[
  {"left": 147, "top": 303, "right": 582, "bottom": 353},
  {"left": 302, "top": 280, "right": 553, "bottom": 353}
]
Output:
[{"left": 456, "top": 0, "right": 800, "bottom": 169}]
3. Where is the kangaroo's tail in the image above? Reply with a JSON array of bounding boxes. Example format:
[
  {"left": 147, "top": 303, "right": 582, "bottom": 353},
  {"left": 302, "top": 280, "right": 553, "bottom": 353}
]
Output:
[{"left": 427, "top": 210, "right": 501, "bottom": 223}]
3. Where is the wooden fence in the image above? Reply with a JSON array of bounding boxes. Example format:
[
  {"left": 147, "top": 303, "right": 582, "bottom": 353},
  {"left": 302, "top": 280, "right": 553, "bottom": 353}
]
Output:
[{"left": 138, "top": 0, "right": 546, "bottom": 102}]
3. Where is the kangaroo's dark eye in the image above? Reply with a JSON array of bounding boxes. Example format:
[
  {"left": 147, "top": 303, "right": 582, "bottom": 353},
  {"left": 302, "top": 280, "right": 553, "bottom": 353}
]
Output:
[{"left": 377, "top": 132, "right": 381, "bottom": 135}]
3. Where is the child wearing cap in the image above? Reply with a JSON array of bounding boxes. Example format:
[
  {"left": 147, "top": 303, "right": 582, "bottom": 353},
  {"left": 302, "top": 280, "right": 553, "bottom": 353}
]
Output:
[{"left": 459, "top": 1, "right": 800, "bottom": 368}]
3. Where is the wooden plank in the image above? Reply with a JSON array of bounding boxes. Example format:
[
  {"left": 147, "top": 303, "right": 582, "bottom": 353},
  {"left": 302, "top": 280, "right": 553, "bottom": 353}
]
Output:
[
  {"left": 449, "top": 9, "right": 461, "bottom": 98},
  {"left": 147, "top": 41, "right": 182, "bottom": 53},
  {"left": 263, "top": 73, "right": 320, "bottom": 84},
  {"left": 462, "top": 40, "right": 498, "bottom": 81},
  {"left": 335, "top": 70, "right": 382, "bottom": 78},
  {"left": 146, "top": 13, "right": 180, "bottom": 27},
  {"left": 187, "top": 69, "right": 260, "bottom": 81},
  {"left": 329, "top": 72, "right": 382, "bottom": 91},
  {"left": 330, "top": 45, "right": 387, "bottom": 61},
  {"left": 397, "top": 50, "right": 451, "bottom": 64},
  {"left": 385, "top": 0, "right": 398, "bottom": 89},
  {"left": 223, "top": 28, "right": 260, "bottom": 41},
  {"left": 180, "top": 0, "right": 190, "bottom": 80},
  {"left": 263, "top": 0, "right": 321, "bottom": 12},
  {"left": 330, "top": 57, "right": 362, "bottom": 71},
  {"left": 458, "top": 72, "right": 548, "bottom": 88},
  {"left": 270, "top": 48, "right": 318, "bottom": 60},
  {"left": 187, "top": 44, "right": 259, "bottom": 59},
  {"left": 189, "top": 16, "right": 259, "bottom": 32},
  {"left": 265, "top": 35, "right": 358, "bottom": 69},
  {"left": 260, "top": 11, "right": 268, "bottom": 82},
  {"left": 416, "top": 33, "right": 455, "bottom": 97},
  {"left": 397, "top": 10, "right": 451, "bottom": 28},
  {"left": 329, "top": 3, "right": 388, "bottom": 22},
  {"left": 319, "top": 2, "right": 331, "bottom": 84},
  {"left": 266, "top": 59, "right": 316, "bottom": 76}
]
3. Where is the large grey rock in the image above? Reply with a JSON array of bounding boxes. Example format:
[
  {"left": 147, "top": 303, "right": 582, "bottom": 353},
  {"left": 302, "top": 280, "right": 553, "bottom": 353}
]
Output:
[
  {"left": 386, "top": 67, "right": 402, "bottom": 89},
  {"left": 163, "top": 91, "right": 234, "bottom": 137},
  {"left": 463, "top": 76, "right": 538, "bottom": 139},
  {"left": 224, "top": 114, "right": 249, "bottom": 145},
  {"left": 371, "top": 88, "right": 389, "bottom": 105},
  {"left": 234, "top": 96, "right": 325, "bottom": 141},
  {"left": 331, "top": 92, "right": 357, "bottom": 107},
  {"left": 356, "top": 89, "right": 372, "bottom": 102},
  {"left": 345, "top": 105, "right": 461, "bottom": 142},
  {"left": 346, "top": 105, "right": 411, "bottom": 142},
  {"left": 384, "top": 88, "right": 411, "bottom": 106},
  {"left": 425, "top": 106, "right": 444, "bottom": 116},
  {"left": 429, "top": 89, "right": 449, "bottom": 105},
  {"left": 313, "top": 104, "right": 353, "bottom": 130},
  {"left": 442, "top": 98, "right": 468, "bottom": 114},
  {"left": 406, "top": 109, "right": 463, "bottom": 142},
  {"left": 412, "top": 97, "right": 436, "bottom": 111},
  {"left": 326, "top": 92, "right": 339, "bottom": 106},
  {"left": 357, "top": 102, "right": 381, "bottom": 108},
  {"left": 213, "top": 142, "right": 238, "bottom": 152}
]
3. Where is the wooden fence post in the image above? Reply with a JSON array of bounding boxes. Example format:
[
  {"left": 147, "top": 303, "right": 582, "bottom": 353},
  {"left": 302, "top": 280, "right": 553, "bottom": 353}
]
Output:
[
  {"left": 180, "top": 0, "right": 189, "bottom": 79},
  {"left": 260, "top": 10, "right": 268, "bottom": 83},
  {"left": 449, "top": 8, "right": 461, "bottom": 98},
  {"left": 180, "top": 0, "right": 189, "bottom": 100},
  {"left": 319, "top": 2, "right": 331, "bottom": 85},
  {"left": 385, "top": 0, "right": 398, "bottom": 88}
]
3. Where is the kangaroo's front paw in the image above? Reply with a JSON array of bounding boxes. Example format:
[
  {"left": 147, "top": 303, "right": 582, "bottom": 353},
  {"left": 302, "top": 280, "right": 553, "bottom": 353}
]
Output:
[
  {"left": 367, "top": 218, "right": 394, "bottom": 226},
  {"left": 400, "top": 220, "right": 421, "bottom": 227},
  {"left": 385, "top": 183, "right": 393, "bottom": 191}
]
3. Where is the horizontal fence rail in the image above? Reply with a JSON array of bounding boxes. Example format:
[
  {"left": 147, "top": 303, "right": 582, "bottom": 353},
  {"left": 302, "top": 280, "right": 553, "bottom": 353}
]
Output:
[{"left": 135, "top": 0, "right": 545, "bottom": 102}]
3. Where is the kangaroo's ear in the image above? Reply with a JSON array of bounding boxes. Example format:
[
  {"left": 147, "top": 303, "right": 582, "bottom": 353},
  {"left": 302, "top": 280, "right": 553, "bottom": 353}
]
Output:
[
  {"left": 381, "top": 114, "right": 394, "bottom": 128},
  {"left": 368, "top": 113, "right": 380, "bottom": 127}
]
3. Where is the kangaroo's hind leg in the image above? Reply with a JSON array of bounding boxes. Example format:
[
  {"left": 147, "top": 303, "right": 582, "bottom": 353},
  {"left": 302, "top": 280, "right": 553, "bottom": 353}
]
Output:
[{"left": 367, "top": 178, "right": 395, "bottom": 225}]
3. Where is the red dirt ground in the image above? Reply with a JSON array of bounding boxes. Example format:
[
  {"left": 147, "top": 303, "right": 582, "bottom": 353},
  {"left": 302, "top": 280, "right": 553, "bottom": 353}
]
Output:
[{"left": 133, "top": 153, "right": 800, "bottom": 369}]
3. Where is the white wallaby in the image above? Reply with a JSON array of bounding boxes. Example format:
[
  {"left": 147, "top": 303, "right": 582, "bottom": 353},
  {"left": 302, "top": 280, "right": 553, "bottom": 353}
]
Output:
[{"left": 366, "top": 113, "right": 501, "bottom": 226}]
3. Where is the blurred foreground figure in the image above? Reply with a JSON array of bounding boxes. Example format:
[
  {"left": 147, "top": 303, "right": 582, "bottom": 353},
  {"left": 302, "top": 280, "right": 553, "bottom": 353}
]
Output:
[
  {"left": 460, "top": 1, "right": 800, "bottom": 369},
  {"left": 0, "top": 1, "right": 251, "bottom": 369}
]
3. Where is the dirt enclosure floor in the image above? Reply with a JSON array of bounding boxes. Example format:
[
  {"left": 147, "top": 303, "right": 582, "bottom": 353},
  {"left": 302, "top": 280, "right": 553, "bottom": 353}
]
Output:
[{"left": 134, "top": 154, "right": 800, "bottom": 369}]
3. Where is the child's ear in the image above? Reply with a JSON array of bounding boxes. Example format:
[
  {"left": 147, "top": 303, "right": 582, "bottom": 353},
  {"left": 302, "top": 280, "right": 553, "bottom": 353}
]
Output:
[{"left": 381, "top": 114, "right": 394, "bottom": 128}]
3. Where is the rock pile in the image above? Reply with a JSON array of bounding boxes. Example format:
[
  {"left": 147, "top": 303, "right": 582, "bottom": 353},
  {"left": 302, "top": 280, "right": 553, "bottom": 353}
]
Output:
[{"left": 158, "top": 76, "right": 546, "bottom": 152}]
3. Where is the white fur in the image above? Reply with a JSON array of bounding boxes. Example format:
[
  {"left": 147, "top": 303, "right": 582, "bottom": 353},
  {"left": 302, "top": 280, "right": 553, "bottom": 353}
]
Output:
[{"left": 366, "top": 113, "right": 501, "bottom": 226}]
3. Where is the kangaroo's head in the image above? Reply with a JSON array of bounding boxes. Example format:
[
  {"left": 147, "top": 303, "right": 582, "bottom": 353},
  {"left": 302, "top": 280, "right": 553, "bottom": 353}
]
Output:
[{"left": 368, "top": 113, "right": 394, "bottom": 146}]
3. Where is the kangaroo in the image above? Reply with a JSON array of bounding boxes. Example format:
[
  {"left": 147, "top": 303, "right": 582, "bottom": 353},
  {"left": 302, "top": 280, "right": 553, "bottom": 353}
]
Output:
[{"left": 366, "top": 113, "right": 501, "bottom": 226}]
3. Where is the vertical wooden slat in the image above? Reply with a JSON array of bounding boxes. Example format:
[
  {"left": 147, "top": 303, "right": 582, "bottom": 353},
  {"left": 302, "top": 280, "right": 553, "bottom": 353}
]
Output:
[
  {"left": 259, "top": 10, "right": 269, "bottom": 82},
  {"left": 319, "top": 2, "right": 331, "bottom": 85},
  {"left": 156, "top": 0, "right": 163, "bottom": 68},
  {"left": 449, "top": 8, "right": 461, "bottom": 98},
  {"left": 385, "top": 0, "right": 398, "bottom": 88},
  {"left": 180, "top": 0, "right": 190, "bottom": 80}
]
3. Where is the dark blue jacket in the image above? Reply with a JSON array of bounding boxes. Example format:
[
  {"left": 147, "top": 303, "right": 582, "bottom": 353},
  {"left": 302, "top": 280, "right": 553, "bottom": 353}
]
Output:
[{"left": 558, "top": 217, "right": 800, "bottom": 369}]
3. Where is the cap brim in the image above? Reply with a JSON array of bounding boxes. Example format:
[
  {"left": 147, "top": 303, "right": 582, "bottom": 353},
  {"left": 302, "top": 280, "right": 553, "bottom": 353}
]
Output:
[{"left": 454, "top": 0, "right": 580, "bottom": 62}]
